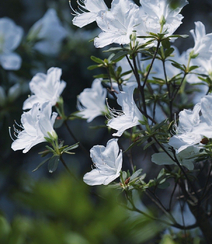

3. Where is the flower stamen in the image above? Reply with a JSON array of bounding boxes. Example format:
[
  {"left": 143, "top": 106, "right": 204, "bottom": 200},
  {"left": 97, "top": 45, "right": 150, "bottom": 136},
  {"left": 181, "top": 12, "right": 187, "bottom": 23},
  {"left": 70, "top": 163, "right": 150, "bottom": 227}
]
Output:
[{"left": 106, "top": 98, "right": 124, "bottom": 120}]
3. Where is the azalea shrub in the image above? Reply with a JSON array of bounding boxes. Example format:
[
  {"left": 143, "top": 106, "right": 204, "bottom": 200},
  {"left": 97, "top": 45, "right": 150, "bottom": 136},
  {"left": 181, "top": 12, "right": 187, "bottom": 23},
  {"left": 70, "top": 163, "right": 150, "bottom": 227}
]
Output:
[{"left": 1, "top": 0, "right": 212, "bottom": 243}]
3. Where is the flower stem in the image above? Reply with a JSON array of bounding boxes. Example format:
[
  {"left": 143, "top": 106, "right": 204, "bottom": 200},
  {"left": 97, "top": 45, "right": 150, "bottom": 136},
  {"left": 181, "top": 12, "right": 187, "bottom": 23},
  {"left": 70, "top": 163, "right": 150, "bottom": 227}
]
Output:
[
  {"left": 60, "top": 155, "right": 78, "bottom": 181},
  {"left": 64, "top": 120, "right": 90, "bottom": 158}
]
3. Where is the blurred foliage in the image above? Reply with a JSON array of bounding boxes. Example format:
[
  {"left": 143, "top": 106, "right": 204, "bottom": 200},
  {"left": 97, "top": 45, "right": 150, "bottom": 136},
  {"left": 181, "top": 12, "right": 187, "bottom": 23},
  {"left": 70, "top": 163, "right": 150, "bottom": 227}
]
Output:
[{"left": 0, "top": 174, "right": 163, "bottom": 244}]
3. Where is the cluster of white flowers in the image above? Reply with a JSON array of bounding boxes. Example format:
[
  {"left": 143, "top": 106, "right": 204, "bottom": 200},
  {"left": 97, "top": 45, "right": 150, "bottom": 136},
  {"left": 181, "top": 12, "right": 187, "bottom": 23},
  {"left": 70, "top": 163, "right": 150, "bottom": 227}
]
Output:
[
  {"left": 11, "top": 67, "right": 66, "bottom": 153},
  {"left": 72, "top": 0, "right": 188, "bottom": 48},
  {"left": 1, "top": 7, "right": 69, "bottom": 145},
  {"left": 8, "top": 0, "right": 212, "bottom": 188},
  {"left": 72, "top": 0, "right": 212, "bottom": 185}
]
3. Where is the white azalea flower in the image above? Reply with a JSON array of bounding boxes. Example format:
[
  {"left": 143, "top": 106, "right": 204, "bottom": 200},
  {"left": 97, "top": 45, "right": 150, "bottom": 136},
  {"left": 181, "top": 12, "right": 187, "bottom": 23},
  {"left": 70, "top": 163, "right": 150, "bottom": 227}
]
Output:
[
  {"left": 107, "top": 83, "right": 143, "bottom": 137},
  {"left": 77, "top": 79, "right": 107, "bottom": 122},
  {"left": 11, "top": 102, "right": 57, "bottom": 153},
  {"left": 83, "top": 138, "right": 122, "bottom": 185},
  {"left": 187, "top": 21, "right": 212, "bottom": 60},
  {"left": 0, "top": 17, "right": 23, "bottom": 70},
  {"left": 28, "top": 9, "right": 67, "bottom": 55},
  {"left": 71, "top": 0, "right": 108, "bottom": 28},
  {"left": 169, "top": 102, "right": 201, "bottom": 153},
  {"left": 169, "top": 94, "right": 212, "bottom": 153},
  {"left": 23, "top": 67, "right": 66, "bottom": 110},
  {"left": 94, "top": 0, "right": 144, "bottom": 48},
  {"left": 140, "top": 0, "right": 188, "bottom": 35}
]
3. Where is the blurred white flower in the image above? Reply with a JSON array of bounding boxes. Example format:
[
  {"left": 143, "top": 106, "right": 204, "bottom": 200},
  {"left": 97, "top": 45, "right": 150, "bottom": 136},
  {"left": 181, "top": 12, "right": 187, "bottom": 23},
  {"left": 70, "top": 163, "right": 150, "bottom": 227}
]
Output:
[
  {"left": 23, "top": 67, "right": 66, "bottom": 110},
  {"left": 28, "top": 9, "right": 67, "bottom": 55},
  {"left": 77, "top": 79, "right": 107, "bottom": 122},
  {"left": 0, "top": 17, "right": 23, "bottom": 70},
  {"left": 11, "top": 102, "right": 58, "bottom": 153},
  {"left": 107, "top": 83, "right": 143, "bottom": 137},
  {"left": 83, "top": 138, "right": 122, "bottom": 185},
  {"left": 71, "top": 0, "right": 108, "bottom": 28}
]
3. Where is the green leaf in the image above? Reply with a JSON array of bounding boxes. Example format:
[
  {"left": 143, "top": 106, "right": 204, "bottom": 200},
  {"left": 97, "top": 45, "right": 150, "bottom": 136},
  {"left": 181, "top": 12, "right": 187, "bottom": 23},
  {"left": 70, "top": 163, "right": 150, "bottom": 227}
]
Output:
[
  {"left": 90, "top": 56, "right": 104, "bottom": 64},
  {"left": 161, "top": 38, "right": 171, "bottom": 49},
  {"left": 130, "top": 169, "right": 143, "bottom": 180},
  {"left": 153, "top": 119, "right": 168, "bottom": 131},
  {"left": 93, "top": 73, "right": 109, "bottom": 79},
  {"left": 48, "top": 156, "right": 60, "bottom": 173},
  {"left": 62, "top": 142, "right": 79, "bottom": 153},
  {"left": 87, "top": 64, "right": 101, "bottom": 70},
  {"left": 110, "top": 51, "right": 129, "bottom": 62},
  {"left": 120, "top": 70, "right": 132, "bottom": 77},
  {"left": 188, "top": 65, "right": 199, "bottom": 72},
  {"left": 143, "top": 140, "right": 155, "bottom": 150},
  {"left": 32, "top": 157, "right": 51, "bottom": 172},
  {"left": 158, "top": 181, "right": 170, "bottom": 189},
  {"left": 171, "top": 62, "right": 185, "bottom": 71},
  {"left": 169, "top": 34, "right": 189, "bottom": 39},
  {"left": 137, "top": 35, "right": 155, "bottom": 39},
  {"left": 120, "top": 171, "right": 128, "bottom": 182},
  {"left": 157, "top": 168, "right": 166, "bottom": 180},
  {"left": 103, "top": 47, "right": 124, "bottom": 52},
  {"left": 116, "top": 66, "right": 122, "bottom": 76},
  {"left": 165, "top": 47, "right": 174, "bottom": 58}
]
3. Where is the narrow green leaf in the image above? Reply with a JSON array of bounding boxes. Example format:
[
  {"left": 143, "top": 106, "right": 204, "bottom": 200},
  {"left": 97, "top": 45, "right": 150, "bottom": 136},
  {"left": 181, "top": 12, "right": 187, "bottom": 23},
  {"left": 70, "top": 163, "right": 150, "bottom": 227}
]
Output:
[
  {"left": 130, "top": 169, "right": 143, "bottom": 180},
  {"left": 143, "top": 140, "right": 155, "bottom": 150},
  {"left": 171, "top": 62, "right": 185, "bottom": 71},
  {"left": 111, "top": 51, "right": 129, "bottom": 61},
  {"left": 189, "top": 65, "right": 199, "bottom": 72},
  {"left": 48, "top": 156, "right": 60, "bottom": 173},
  {"left": 87, "top": 65, "right": 101, "bottom": 70},
  {"left": 93, "top": 74, "right": 109, "bottom": 79},
  {"left": 120, "top": 70, "right": 132, "bottom": 77},
  {"left": 103, "top": 47, "right": 124, "bottom": 52},
  {"left": 63, "top": 142, "right": 79, "bottom": 152},
  {"left": 169, "top": 34, "right": 189, "bottom": 39},
  {"left": 90, "top": 56, "right": 104, "bottom": 64},
  {"left": 32, "top": 157, "right": 51, "bottom": 172}
]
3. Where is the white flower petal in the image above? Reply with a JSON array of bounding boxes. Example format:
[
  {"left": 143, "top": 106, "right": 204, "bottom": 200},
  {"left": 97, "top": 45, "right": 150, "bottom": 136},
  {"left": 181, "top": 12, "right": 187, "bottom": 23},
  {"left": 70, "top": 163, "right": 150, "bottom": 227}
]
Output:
[
  {"left": 73, "top": 12, "right": 98, "bottom": 28},
  {"left": 77, "top": 79, "right": 107, "bottom": 122},
  {"left": 11, "top": 102, "right": 57, "bottom": 153},
  {"left": 83, "top": 139, "right": 122, "bottom": 186},
  {"left": 23, "top": 67, "right": 66, "bottom": 110},
  {"left": 107, "top": 83, "right": 142, "bottom": 137}
]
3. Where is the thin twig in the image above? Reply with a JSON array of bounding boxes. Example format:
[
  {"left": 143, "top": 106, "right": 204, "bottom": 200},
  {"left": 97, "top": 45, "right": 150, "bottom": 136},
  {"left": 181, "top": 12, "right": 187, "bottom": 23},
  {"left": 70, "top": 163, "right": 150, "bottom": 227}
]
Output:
[
  {"left": 64, "top": 120, "right": 90, "bottom": 157},
  {"left": 60, "top": 155, "right": 78, "bottom": 181}
]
